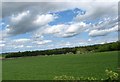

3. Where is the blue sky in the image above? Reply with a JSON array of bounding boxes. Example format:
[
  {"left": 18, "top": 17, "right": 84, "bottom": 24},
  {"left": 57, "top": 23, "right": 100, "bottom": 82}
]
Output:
[{"left": 0, "top": 1, "right": 119, "bottom": 53}]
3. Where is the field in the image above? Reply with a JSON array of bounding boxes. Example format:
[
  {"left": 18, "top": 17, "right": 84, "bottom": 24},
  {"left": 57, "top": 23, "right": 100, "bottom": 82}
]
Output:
[
  {"left": 0, "top": 60, "right": 1, "bottom": 81},
  {"left": 0, "top": 55, "right": 2, "bottom": 81},
  {"left": 2, "top": 51, "right": 118, "bottom": 80}
]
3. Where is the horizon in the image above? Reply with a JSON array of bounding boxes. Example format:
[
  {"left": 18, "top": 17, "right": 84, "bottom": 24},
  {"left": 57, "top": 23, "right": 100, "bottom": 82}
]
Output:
[
  {"left": 1, "top": 0, "right": 119, "bottom": 53},
  {"left": 1, "top": 40, "right": 118, "bottom": 54}
]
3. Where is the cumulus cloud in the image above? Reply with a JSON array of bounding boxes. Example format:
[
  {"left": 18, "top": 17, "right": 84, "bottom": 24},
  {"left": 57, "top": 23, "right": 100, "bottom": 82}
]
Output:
[
  {"left": 34, "top": 16, "right": 119, "bottom": 38},
  {"left": 13, "top": 38, "right": 30, "bottom": 43},
  {"left": 32, "top": 40, "right": 52, "bottom": 45},
  {"left": 74, "top": 2, "right": 118, "bottom": 22},
  {"left": 59, "top": 23, "right": 87, "bottom": 37},
  {"left": 33, "top": 14, "right": 56, "bottom": 26},
  {"left": 14, "top": 45, "right": 24, "bottom": 49},
  {"left": 4, "top": 38, "right": 31, "bottom": 48},
  {"left": 1, "top": 0, "right": 119, "bottom": 53},
  {"left": 89, "top": 25, "right": 118, "bottom": 37},
  {"left": 2, "top": 1, "right": 118, "bottom": 37},
  {"left": 10, "top": 38, "right": 52, "bottom": 46},
  {"left": 88, "top": 17, "right": 119, "bottom": 37},
  {"left": 2, "top": 2, "right": 77, "bottom": 18},
  {"left": 0, "top": 30, "right": 8, "bottom": 40},
  {"left": 43, "top": 24, "right": 64, "bottom": 34},
  {"left": 88, "top": 39, "right": 91, "bottom": 42},
  {"left": 35, "top": 22, "right": 88, "bottom": 38},
  {"left": 5, "top": 12, "right": 56, "bottom": 36},
  {"left": 66, "top": 22, "right": 86, "bottom": 33},
  {"left": 11, "top": 10, "right": 30, "bottom": 23},
  {"left": 1, "top": 37, "right": 52, "bottom": 52},
  {"left": 0, "top": 44, "right": 5, "bottom": 47}
]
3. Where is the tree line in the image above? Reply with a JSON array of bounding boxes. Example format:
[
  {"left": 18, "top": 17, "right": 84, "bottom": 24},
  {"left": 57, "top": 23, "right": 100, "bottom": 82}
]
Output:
[{"left": 4, "top": 41, "right": 120, "bottom": 58}]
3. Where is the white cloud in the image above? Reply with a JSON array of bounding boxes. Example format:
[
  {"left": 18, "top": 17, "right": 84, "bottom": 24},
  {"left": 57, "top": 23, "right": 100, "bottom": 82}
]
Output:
[
  {"left": 65, "top": 22, "right": 86, "bottom": 33},
  {"left": 11, "top": 10, "right": 30, "bottom": 23},
  {"left": 2, "top": 1, "right": 118, "bottom": 38},
  {"left": 74, "top": 2, "right": 118, "bottom": 22},
  {"left": 65, "top": 42, "right": 71, "bottom": 46},
  {"left": 15, "top": 45, "right": 24, "bottom": 49},
  {"left": 88, "top": 39, "right": 91, "bottom": 42},
  {"left": 32, "top": 40, "right": 52, "bottom": 45},
  {"left": 57, "top": 22, "right": 87, "bottom": 37},
  {"left": 43, "top": 24, "right": 66, "bottom": 34},
  {"left": 36, "top": 22, "right": 88, "bottom": 38},
  {"left": 13, "top": 38, "right": 30, "bottom": 43},
  {"left": 85, "top": 16, "right": 119, "bottom": 37},
  {"left": 5, "top": 12, "right": 56, "bottom": 36},
  {"left": 1, "top": 1, "right": 119, "bottom": 53},
  {"left": 26, "top": 46, "right": 32, "bottom": 48},
  {"left": 0, "top": 30, "right": 8, "bottom": 40},
  {"left": 1, "top": 38, "right": 52, "bottom": 52},
  {"left": 33, "top": 14, "right": 56, "bottom": 26},
  {"left": 0, "top": 44, "right": 5, "bottom": 47},
  {"left": 2, "top": 38, "right": 31, "bottom": 49},
  {"left": 89, "top": 25, "right": 118, "bottom": 37}
]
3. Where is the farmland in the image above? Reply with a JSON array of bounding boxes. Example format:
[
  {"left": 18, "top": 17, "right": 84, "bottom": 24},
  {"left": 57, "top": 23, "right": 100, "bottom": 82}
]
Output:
[
  {"left": 0, "top": 60, "right": 1, "bottom": 81},
  {"left": 2, "top": 51, "right": 118, "bottom": 80}
]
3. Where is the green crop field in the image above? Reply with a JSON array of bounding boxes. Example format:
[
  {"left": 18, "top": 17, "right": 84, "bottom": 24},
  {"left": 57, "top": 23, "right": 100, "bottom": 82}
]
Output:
[
  {"left": 2, "top": 51, "right": 118, "bottom": 80},
  {"left": 0, "top": 55, "right": 2, "bottom": 57},
  {"left": 0, "top": 60, "right": 2, "bottom": 81}
]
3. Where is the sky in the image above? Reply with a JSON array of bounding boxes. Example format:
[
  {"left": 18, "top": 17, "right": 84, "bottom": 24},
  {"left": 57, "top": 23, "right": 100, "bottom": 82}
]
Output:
[{"left": 0, "top": 0, "right": 120, "bottom": 53}]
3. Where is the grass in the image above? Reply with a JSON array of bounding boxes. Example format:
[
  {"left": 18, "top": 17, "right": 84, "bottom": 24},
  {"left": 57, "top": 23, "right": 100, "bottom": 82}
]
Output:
[
  {"left": 1, "top": 54, "right": 7, "bottom": 57},
  {"left": 0, "top": 54, "right": 2, "bottom": 81},
  {"left": 0, "top": 54, "right": 2, "bottom": 57},
  {"left": 2, "top": 51, "right": 118, "bottom": 80},
  {"left": 0, "top": 60, "right": 2, "bottom": 81}
]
